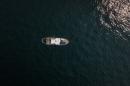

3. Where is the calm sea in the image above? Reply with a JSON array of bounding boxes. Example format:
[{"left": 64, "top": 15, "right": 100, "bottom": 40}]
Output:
[{"left": 0, "top": 0, "right": 130, "bottom": 86}]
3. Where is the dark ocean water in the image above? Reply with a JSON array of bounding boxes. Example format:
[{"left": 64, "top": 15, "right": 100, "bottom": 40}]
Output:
[{"left": 1, "top": 0, "right": 130, "bottom": 86}]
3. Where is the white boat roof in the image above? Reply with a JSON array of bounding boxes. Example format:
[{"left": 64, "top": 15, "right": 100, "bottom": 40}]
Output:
[{"left": 51, "top": 38, "right": 61, "bottom": 45}]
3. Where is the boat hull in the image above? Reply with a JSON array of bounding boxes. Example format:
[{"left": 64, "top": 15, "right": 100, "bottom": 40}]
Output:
[{"left": 42, "top": 37, "right": 69, "bottom": 46}]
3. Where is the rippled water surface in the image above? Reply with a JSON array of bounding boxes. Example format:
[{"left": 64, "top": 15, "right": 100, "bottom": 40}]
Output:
[{"left": 1, "top": 0, "right": 130, "bottom": 86}]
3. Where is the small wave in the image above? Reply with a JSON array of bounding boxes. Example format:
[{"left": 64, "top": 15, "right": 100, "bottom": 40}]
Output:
[{"left": 97, "top": 0, "right": 130, "bottom": 40}]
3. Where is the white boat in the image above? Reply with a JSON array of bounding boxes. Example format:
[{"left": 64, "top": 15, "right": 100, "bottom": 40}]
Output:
[{"left": 42, "top": 37, "right": 69, "bottom": 46}]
